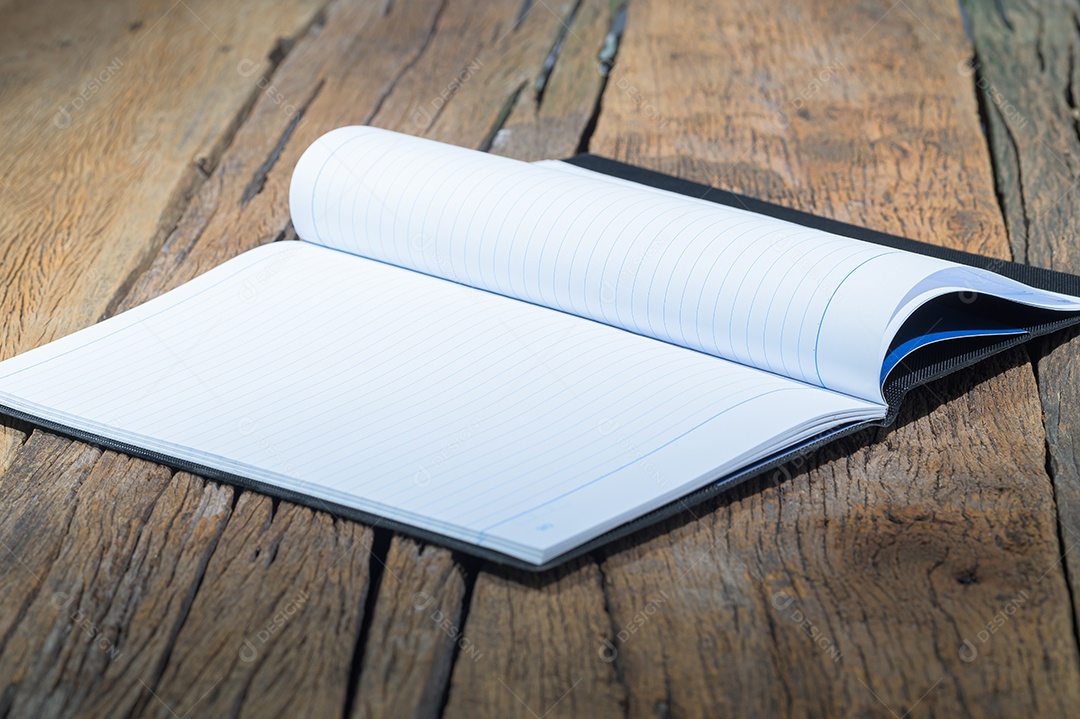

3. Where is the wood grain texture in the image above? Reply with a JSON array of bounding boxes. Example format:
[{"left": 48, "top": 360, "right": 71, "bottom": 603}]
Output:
[
  {"left": 138, "top": 495, "right": 372, "bottom": 719},
  {"left": 351, "top": 538, "right": 468, "bottom": 719},
  {"left": 0, "top": 0, "right": 327, "bottom": 602},
  {"left": 965, "top": 0, "right": 1080, "bottom": 653},
  {"left": 444, "top": 560, "right": 625, "bottom": 719},
  {"left": 0, "top": 0, "right": 325, "bottom": 361},
  {"left": 0, "top": 433, "right": 234, "bottom": 719},
  {"left": 594, "top": 0, "right": 1008, "bottom": 259}
]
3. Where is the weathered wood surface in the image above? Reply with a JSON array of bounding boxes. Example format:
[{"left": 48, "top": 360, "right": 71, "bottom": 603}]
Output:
[
  {"left": 0, "top": 0, "right": 324, "bottom": 451},
  {"left": 965, "top": 0, "right": 1080, "bottom": 653},
  {"left": 0, "top": 432, "right": 234, "bottom": 718},
  {"left": 1, "top": 0, "right": 1079, "bottom": 717}
]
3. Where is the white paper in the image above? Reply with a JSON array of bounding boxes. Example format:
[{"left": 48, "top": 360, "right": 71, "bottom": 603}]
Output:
[{"left": 0, "top": 243, "right": 883, "bottom": 563}]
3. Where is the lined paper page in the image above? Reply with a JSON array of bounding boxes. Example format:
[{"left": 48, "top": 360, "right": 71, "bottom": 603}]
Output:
[
  {"left": 0, "top": 242, "right": 882, "bottom": 563},
  {"left": 290, "top": 127, "right": 961, "bottom": 401},
  {"left": 536, "top": 160, "right": 1080, "bottom": 396}
]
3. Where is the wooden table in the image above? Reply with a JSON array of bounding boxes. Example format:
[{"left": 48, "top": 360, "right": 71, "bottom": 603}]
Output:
[{"left": 2, "top": 0, "right": 1079, "bottom": 716}]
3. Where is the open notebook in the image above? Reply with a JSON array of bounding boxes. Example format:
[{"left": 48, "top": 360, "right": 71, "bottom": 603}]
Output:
[{"left": 3, "top": 126, "right": 1080, "bottom": 569}]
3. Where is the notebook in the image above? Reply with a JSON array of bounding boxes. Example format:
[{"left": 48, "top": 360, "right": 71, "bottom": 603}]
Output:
[{"left": 3, "top": 126, "right": 1080, "bottom": 570}]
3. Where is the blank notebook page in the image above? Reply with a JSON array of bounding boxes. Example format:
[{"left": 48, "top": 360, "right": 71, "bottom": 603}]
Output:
[
  {"left": 0, "top": 242, "right": 881, "bottom": 563},
  {"left": 290, "top": 126, "right": 959, "bottom": 402}
]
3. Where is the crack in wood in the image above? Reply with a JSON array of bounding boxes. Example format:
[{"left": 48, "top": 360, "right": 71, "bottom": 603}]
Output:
[
  {"left": 341, "top": 528, "right": 391, "bottom": 719},
  {"left": 98, "top": 0, "right": 336, "bottom": 324},
  {"left": 433, "top": 553, "right": 480, "bottom": 718},
  {"left": 479, "top": 81, "right": 528, "bottom": 152},
  {"left": 516, "top": 0, "right": 534, "bottom": 31},
  {"left": 575, "top": 3, "right": 625, "bottom": 154},
  {"left": 964, "top": 41, "right": 1019, "bottom": 258},
  {"left": 123, "top": 482, "right": 235, "bottom": 719},
  {"left": 594, "top": 558, "right": 632, "bottom": 719},
  {"left": 994, "top": 0, "right": 1015, "bottom": 31},
  {"left": 1038, "top": 392, "right": 1080, "bottom": 683},
  {"left": 239, "top": 79, "right": 325, "bottom": 210},
  {"left": 1022, "top": 327, "right": 1080, "bottom": 684},
  {"left": 534, "top": 0, "right": 585, "bottom": 106},
  {"left": 365, "top": 0, "right": 450, "bottom": 127}
]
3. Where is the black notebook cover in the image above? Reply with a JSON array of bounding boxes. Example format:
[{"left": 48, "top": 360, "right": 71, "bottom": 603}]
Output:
[{"left": 5, "top": 155, "right": 1080, "bottom": 572}]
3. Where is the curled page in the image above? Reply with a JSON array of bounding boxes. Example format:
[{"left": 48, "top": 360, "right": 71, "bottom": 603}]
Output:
[{"left": 289, "top": 127, "right": 1079, "bottom": 402}]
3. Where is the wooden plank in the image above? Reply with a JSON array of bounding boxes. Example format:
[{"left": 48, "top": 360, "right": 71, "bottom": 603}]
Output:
[
  {"left": 351, "top": 538, "right": 468, "bottom": 719},
  {"left": 0, "top": 0, "right": 325, "bottom": 360},
  {"left": 0, "top": 0, "right": 327, "bottom": 547},
  {"left": 487, "top": 0, "right": 614, "bottom": 161},
  {"left": 444, "top": 559, "right": 626, "bottom": 719},
  {"left": 594, "top": 0, "right": 1011, "bottom": 257},
  {"left": 137, "top": 495, "right": 372, "bottom": 719},
  {"left": 0, "top": 432, "right": 233, "bottom": 719},
  {"left": 0, "top": 433, "right": 102, "bottom": 652},
  {"left": 965, "top": 0, "right": 1080, "bottom": 642},
  {"left": 436, "top": 0, "right": 1080, "bottom": 716}
]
